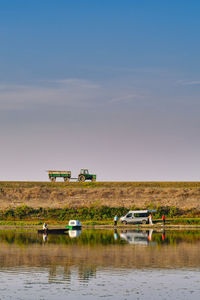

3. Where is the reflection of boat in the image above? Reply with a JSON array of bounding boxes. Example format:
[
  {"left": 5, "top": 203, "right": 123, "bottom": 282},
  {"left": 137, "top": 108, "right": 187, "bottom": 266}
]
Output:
[
  {"left": 66, "top": 220, "right": 82, "bottom": 230},
  {"left": 38, "top": 229, "right": 68, "bottom": 234},
  {"left": 120, "top": 230, "right": 154, "bottom": 245},
  {"left": 68, "top": 230, "right": 82, "bottom": 238}
]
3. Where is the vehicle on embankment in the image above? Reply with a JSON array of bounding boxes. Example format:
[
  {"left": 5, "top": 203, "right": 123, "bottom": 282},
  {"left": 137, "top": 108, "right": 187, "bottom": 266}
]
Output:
[
  {"left": 120, "top": 210, "right": 150, "bottom": 225},
  {"left": 78, "top": 169, "right": 96, "bottom": 182},
  {"left": 48, "top": 169, "right": 96, "bottom": 182},
  {"left": 48, "top": 170, "right": 71, "bottom": 182}
]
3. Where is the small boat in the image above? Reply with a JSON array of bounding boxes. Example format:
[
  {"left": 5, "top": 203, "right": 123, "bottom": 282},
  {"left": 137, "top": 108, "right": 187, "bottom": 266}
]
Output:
[
  {"left": 38, "top": 228, "right": 68, "bottom": 234},
  {"left": 66, "top": 220, "right": 82, "bottom": 230}
]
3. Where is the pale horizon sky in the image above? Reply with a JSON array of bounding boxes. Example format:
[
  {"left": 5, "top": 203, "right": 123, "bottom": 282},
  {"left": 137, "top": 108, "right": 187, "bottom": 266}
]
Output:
[{"left": 0, "top": 0, "right": 200, "bottom": 181}]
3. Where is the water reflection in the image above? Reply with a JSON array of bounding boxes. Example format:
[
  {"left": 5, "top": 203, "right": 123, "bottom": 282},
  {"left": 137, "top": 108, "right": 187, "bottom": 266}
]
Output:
[
  {"left": 42, "top": 230, "right": 82, "bottom": 243},
  {"left": 0, "top": 229, "right": 200, "bottom": 299},
  {"left": 68, "top": 230, "right": 82, "bottom": 238},
  {"left": 0, "top": 228, "right": 200, "bottom": 247},
  {"left": 120, "top": 229, "right": 153, "bottom": 245},
  {"left": 43, "top": 233, "right": 48, "bottom": 242},
  {"left": 0, "top": 228, "right": 200, "bottom": 278}
]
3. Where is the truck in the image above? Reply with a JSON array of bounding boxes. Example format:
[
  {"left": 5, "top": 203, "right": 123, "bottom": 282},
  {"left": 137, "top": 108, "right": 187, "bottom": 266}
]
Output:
[{"left": 48, "top": 169, "right": 96, "bottom": 182}]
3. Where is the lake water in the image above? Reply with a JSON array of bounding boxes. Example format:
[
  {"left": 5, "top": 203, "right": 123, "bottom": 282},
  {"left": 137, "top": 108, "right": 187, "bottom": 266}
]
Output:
[{"left": 0, "top": 228, "right": 200, "bottom": 299}]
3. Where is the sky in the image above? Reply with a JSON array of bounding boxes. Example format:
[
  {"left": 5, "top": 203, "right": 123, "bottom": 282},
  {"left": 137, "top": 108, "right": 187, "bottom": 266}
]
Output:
[{"left": 0, "top": 0, "right": 200, "bottom": 181}]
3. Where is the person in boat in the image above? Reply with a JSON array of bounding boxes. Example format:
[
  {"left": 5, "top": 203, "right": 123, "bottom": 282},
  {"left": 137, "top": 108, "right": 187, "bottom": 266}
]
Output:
[{"left": 43, "top": 223, "right": 48, "bottom": 231}]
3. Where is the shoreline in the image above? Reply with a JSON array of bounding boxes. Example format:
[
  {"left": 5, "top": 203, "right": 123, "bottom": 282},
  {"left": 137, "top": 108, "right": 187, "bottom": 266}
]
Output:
[{"left": 1, "top": 223, "right": 200, "bottom": 230}]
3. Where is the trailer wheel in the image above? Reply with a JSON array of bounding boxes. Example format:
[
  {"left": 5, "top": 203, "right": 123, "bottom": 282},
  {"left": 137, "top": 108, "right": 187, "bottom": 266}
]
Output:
[
  {"left": 142, "top": 220, "right": 147, "bottom": 224},
  {"left": 50, "top": 177, "right": 56, "bottom": 182},
  {"left": 79, "top": 175, "right": 85, "bottom": 182},
  {"left": 64, "top": 177, "right": 69, "bottom": 182}
]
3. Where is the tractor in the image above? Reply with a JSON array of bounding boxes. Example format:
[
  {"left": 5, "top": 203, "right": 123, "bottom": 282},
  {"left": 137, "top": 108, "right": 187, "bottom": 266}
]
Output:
[{"left": 78, "top": 169, "right": 96, "bottom": 182}]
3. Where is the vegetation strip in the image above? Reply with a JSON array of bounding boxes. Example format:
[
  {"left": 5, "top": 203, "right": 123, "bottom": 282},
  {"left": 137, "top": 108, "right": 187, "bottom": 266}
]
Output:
[{"left": 0, "top": 205, "right": 200, "bottom": 225}]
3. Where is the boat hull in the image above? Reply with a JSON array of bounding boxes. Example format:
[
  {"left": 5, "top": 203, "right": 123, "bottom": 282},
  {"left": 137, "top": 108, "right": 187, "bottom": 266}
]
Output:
[
  {"left": 66, "top": 225, "right": 82, "bottom": 230},
  {"left": 38, "top": 229, "right": 68, "bottom": 234}
]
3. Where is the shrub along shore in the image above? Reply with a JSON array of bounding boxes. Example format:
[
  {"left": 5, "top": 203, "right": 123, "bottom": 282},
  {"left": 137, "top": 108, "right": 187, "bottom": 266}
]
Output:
[{"left": 0, "top": 205, "right": 200, "bottom": 225}]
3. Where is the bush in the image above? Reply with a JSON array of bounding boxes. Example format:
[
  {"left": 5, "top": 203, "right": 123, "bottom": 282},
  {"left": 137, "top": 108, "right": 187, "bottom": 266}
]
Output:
[
  {"left": 15, "top": 205, "right": 34, "bottom": 219},
  {"left": 0, "top": 205, "right": 197, "bottom": 221}
]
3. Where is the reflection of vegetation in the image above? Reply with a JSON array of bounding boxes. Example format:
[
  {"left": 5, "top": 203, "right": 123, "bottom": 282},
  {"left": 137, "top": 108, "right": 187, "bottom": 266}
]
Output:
[
  {"left": 0, "top": 229, "right": 200, "bottom": 247},
  {"left": 0, "top": 230, "right": 126, "bottom": 246},
  {"left": 0, "top": 231, "right": 42, "bottom": 246},
  {"left": 152, "top": 230, "right": 200, "bottom": 245},
  {"left": 78, "top": 265, "right": 97, "bottom": 281},
  {"left": 47, "top": 265, "right": 97, "bottom": 283}
]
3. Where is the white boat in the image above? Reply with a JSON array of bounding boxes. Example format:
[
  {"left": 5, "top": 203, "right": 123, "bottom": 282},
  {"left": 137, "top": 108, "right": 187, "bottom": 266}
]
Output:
[{"left": 66, "top": 220, "right": 82, "bottom": 230}]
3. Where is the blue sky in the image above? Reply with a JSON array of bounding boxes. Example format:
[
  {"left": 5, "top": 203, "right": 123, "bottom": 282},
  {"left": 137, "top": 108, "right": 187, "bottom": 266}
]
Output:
[{"left": 0, "top": 0, "right": 200, "bottom": 180}]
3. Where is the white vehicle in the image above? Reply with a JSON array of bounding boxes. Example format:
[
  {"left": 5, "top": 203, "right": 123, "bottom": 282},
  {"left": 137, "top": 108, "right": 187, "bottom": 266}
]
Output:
[{"left": 120, "top": 210, "right": 149, "bottom": 225}]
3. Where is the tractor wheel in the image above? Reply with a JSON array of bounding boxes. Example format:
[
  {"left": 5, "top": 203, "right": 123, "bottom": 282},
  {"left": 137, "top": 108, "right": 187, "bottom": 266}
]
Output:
[
  {"left": 122, "top": 221, "right": 127, "bottom": 225},
  {"left": 64, "top": 177, "right": 69, "bottom": 182},
  {"left": 50, "top": 177, "right": 56, "bottom": 182},
  {"left": 91, "top": 178, "right": 96, "bottom": 182},
  {"left": 142, "top": 220, "right": 147, "bottom": 225},
  {"left": 79, "top": 175, "right": 85, "bottom": 182}
]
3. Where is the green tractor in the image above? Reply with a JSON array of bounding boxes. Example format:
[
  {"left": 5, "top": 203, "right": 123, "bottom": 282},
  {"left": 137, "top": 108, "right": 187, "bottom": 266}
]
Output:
[{"left": 78, "top": 169, "right": 96, "bottom": 182}]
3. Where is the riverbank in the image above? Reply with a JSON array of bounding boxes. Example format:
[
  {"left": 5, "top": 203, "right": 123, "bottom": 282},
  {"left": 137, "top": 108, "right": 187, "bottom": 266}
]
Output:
[{"left": 1, "top": 218, "right": 200, "bottom": 229}]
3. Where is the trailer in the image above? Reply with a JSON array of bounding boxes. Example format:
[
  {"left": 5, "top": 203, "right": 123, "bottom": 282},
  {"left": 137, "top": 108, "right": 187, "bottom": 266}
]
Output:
[
  {"left": 48, "top": 170, "right": 71, "bottom": 182},
  {"left": 48, "top": 169, "right": 96, "bottom": 182}
]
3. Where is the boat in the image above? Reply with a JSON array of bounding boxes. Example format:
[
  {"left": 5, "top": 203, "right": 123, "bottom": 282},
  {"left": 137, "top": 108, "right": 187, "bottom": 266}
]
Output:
[
  {"left": 38, "top": 228, "right": 68, "bottom": 234},
  {"left": 66, "top": 220, "right": 82, "bottom": 230}
]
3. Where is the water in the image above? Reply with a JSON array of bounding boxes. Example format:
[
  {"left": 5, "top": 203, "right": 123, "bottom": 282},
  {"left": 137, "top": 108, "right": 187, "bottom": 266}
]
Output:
[{"left": 0, "top": 229, "right": 200, "bottom": 299}]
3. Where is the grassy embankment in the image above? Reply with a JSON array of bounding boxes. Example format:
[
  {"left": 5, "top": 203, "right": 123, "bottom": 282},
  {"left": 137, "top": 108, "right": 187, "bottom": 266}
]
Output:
[
  {"left": 1, "top": 181, "right": 200, "bottom": 189},
  {"left": 0, "top": 181, "right": 200, "bottom": 226}
]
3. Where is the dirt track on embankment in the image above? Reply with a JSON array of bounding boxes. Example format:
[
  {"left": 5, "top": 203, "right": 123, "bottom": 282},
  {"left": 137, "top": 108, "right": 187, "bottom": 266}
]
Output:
[{"left": 0, "top": 181, "right": 200, "bottom": 209}]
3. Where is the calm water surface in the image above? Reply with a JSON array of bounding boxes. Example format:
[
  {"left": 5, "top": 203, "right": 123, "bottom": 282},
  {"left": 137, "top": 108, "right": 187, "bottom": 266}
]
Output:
[{"left": 0, "top": 229, "right": 200, "bottom": 299}]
